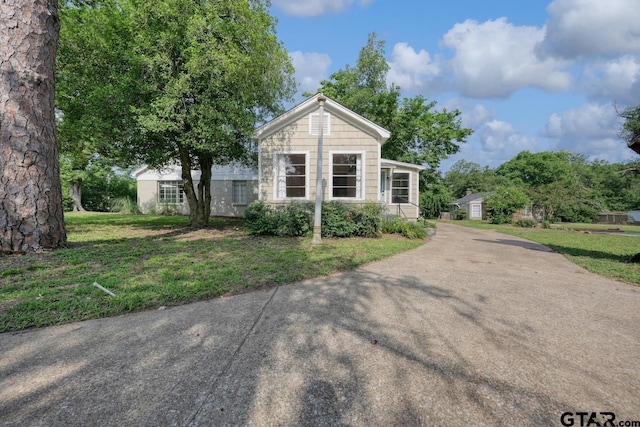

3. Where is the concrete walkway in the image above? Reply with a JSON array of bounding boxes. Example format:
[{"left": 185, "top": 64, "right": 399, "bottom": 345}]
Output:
[{"left": 1, "top": 223, "right": 639, "bottom": 426}]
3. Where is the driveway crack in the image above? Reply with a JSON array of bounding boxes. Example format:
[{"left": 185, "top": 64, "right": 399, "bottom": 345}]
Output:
[{"left": 186, "top": 286, "right": 280, "bottom": 426}]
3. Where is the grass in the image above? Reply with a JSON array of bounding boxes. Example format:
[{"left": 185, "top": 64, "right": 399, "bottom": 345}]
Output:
[
  {"left": 450, "top": 220, "right": 640, "bottom": 285},
  {"left": 0, "top": 213, "right": 424, "bottom": 333}
]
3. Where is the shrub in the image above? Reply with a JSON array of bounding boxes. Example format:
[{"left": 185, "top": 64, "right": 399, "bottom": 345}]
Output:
[
  {"left": 381, "top": 217, "right": 427, "bottom": 239},
  {"left": 245, "top": 200, "right": 279, "bottom": 235},
  {"left": 486, "top": 186, "right": 530, "bottom": 225},
  {"left": 110, "top": 197, "right": 140, "bottom": 214},
  {"left": 348, "top": 202, "right": 382, "bottom": 238},
  {"left": 280, "top": 202, "right": 313, "bottom": 236},
  {"left": 245, "top": 201, "right": 382, "bottom": 238},
  {"left": 321, "top": 201, "right": 356, "bottom": 237},
  {"left": 245, "top": 200, "right": 312, "bottom": 236},
  {"left": 322, "top": 201, "right": 382, "bottom": 238},
  {"left": 515, "top": 219, "right": 537, "bottom": 228}
]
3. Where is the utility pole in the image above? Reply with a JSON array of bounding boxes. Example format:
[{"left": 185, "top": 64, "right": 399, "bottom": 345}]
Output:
[{"left": 311, "top": 94, "right": 326, "bottom": 244}]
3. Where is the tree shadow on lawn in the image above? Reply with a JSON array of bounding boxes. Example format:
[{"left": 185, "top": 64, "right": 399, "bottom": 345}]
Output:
[
  {"left": 542, "top": 244, "right": 636, "bottom": 263},
  {"left": 475, "top": 238, "right": 637, "bottom": 263}
]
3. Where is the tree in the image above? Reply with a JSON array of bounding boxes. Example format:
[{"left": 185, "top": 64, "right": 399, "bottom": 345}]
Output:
[
  {"left": 311, "top": 33, "right": 472, "bottom": 173},
  {"left": 496, "top": 150, "right": 602, "bottom": 223},
  {"left": 485, "top": 186, "right": 530, "bottom": 225},
  {"left": 619, "top": 105, "right": 640, "bottom": 154},
  {"left": 444, "top": 160, "right": 509, "bottom": 198},
  {"left": 420, "top": 181, "right": 452, "bottom": 219},
  {"left": 57, "top": 0, "right": 295, "bottom": 226},
  {"left": 0, "top": 0, "right": 67, "bottom": 253},
  {"left": 59, "top": 157, "right": 136, "bottom": 212},
  {"left": 495, "top": 151, "right": 579, "bottom": 187}
]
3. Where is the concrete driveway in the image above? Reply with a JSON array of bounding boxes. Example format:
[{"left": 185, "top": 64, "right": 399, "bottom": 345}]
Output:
[{"left": 1, "top": 223, "right": 639, "bottom": 426}]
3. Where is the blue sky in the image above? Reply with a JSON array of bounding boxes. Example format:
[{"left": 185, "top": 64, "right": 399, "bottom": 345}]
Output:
[{"left": 269, "top": 0, "right": 640, "bottom": 172}]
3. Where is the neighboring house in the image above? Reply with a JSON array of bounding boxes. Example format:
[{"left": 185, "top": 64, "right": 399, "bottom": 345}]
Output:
[
  {"left": 450, "top": 189, "right": 491, "bottom": 220},
  {"left": 134, "top": 163, "right": 259, "bottom": 217},
  {"left": 134, "top": 94, "right": 425, "bottom": 220},
  {"left": 450, "top": 189, "right": 535, "bottom": 222}
]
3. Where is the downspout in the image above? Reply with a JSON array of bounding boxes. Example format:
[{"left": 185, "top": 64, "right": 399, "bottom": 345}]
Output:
[{"left": 312, "top": 94, "right": 326, "bottom": 244}]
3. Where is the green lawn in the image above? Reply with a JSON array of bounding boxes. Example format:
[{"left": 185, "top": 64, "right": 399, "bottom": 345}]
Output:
[
  {"left": 0, "top": 213, "right": 424, "bottom": 332},
  {"left": 450, "top": 220, "right": 640, "bottom": 285}
]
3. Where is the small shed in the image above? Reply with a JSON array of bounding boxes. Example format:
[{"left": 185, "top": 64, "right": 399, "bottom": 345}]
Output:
[{"left": 450, "top": 190, "right": 491, "bottom": 220}]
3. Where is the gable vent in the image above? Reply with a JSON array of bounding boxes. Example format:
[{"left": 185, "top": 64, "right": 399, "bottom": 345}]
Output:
[{"left": 309, "top": 112, "right": 330, "bottom": 136}]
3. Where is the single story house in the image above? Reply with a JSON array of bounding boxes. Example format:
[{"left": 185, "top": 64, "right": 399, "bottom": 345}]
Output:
[
  {"left": 134, "top": 94, "right": 425, "bottom": 220},
  {"left": 450, "top": 189, "right": 535, "bottom": 222},
  {"left": 450, "top": 190, "right": 491, "bottom": 220}
]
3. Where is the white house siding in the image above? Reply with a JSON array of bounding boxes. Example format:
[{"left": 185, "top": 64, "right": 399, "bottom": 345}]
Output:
[
  {"left": 135, "top": 164, "right": 258, "bottom": 217},
  {"left": 258, "top": 111, "right": 381, "bottom": 205}
]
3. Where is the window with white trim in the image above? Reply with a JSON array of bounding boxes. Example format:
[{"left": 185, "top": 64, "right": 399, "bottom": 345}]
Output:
[
  {"left": 158, "top": 181, "right": 184, "bottom": 204},
  {"left": 309, "top": 112, "right": 330, "bottom": 136},
  {"left": 232, "top": 181, "right": 247, "bottom": 205},
  {"left": 391, "top": 173, "right": 410, "bottom": 204},
  {"left": 276, "top": 153, "right": 307, "bottom": 198},
  {"left": 332, "top": 153, "right": 362, "bottom": 198}
]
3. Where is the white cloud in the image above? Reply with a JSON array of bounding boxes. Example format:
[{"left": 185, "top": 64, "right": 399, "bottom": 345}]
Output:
[
  {"left": 290, "top": 51, "right": 332, "bottom": 96},
  {"left": 442, "top": 18, "right": 572, "bottom": 98},
  {"left": 442, "top": 98, "right": 496, "bottom": 129},
  {"left": 543, "top": 102, "right": 635, "bottom": 163},
  {"left": 439, "top": 120, "right": 539, "bottom": 171},
  {"left": 479, "top": 120, "right": 537, "bottom": 153},
  {"left": 581, "top": 55, "right": 640, "bottom": 104},
  {"left": 544, "top": 103, "right": 619, "bottom": 139},
  {"left": 272, "top": 0, "right": 372, "bottom": 17},
  {"left": 387, "top": 42, "right": 440, "bottom": 91},
  {"left": 539, "top": 0, "right": 640, "bottom": 59}
]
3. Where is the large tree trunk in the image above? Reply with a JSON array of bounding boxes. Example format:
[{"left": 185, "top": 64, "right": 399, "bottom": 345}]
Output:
[
  {"left": 69, "top": 178, "right": 85, "bottom": 212},
  {"left": 177, "top": 144, "right": 209, "bottom": 227},
  {"left": 197, "top": 154, "right": 212, "bottom": 224},
  {"left": 0, "top": 0, "right": 67, "bottom": 253},
  {"left": 177, "top": 145, "right": 211, "bottom": 228}
]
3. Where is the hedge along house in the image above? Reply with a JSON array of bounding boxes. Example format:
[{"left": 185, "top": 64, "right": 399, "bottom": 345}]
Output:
[
  {"left": 134, "top": 94, "right": 424, "bottom": 220},
  {"left": 254, "top": 94, "right": 424, "bottom": 220}
]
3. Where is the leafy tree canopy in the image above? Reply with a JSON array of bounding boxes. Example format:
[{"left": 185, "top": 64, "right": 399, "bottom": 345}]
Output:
[
  {"left": 57, "top": 0, "right": 296, "bottom": 225},
  {"left": 309, "top": 33, "right": 473, "bottom": 172},
  {"left": 444, "top": 160, "right": 510, "bottom": 198},
  {"left": 485, "top": 186, "right": 530, "bottom": 225},
  {"left": 620, "top": 104, "right": 640, "bottom": 154},
  {"left": 494, "top": 150, "right": 587, "bottom": 188}
]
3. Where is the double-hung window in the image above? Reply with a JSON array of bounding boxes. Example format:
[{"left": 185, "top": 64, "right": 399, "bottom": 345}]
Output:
[
  {"left": 331, "top": 153, "right": 362, "bottom": 199},
  {"left": 158, "top": 181, "right": 184, "bottom": 204},
  {"left": 232, "top": 181, "right": 247, "bottom": 205},
  {"left": 391, "top": 173, "right": 410, "bottom": 204},
  {"left": 276, "top": 153, "right": 307, "bottom": 198}
]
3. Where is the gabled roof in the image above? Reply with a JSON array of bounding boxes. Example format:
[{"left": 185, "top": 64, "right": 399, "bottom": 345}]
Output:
[
  {"left": 252, "top": 93, "right": 391, "bottom": 143},
  {"left": 451, "top": 192, "right": 493, "bottom": 205}
]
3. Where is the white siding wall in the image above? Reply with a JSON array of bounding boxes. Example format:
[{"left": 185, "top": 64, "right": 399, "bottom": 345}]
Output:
[
  {"left": 259, "top": 112, "right": 381, "bottom": 205},
  {"left": 136, "top": 164, "right": 258, "bottom": 217}
]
